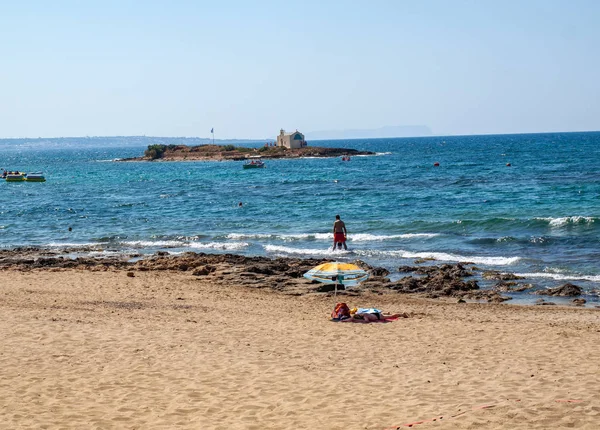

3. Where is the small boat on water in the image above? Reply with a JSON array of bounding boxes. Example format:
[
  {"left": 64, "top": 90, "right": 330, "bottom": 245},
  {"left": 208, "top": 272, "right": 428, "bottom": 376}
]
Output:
[
  {"left": 4, "top": 172, "right": 26, "bottom": 182},
  {"left": 25, "top": 172, "right": 46, "bottom": 182},
  {"left": 243, "top": 160, "right": 265, "bottom": 169},
  {"left": 2, "top": 170, "right": 46, "bottom": 182}
]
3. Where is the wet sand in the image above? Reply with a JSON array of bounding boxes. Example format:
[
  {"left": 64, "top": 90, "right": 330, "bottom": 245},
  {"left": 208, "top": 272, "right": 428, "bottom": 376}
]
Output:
[{"left": 1, "top": 266, "right": 599, "bottom": 429}]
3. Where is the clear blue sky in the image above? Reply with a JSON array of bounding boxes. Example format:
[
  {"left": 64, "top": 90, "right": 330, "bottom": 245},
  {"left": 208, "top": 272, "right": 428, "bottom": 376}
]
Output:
[{"left": 1, "top": 0, "right": 599, "bottom": 139}]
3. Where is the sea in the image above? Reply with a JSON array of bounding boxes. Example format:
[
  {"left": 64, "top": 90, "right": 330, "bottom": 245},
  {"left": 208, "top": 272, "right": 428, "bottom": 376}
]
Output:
[{"left": 2, "top": 132, "right": 599, "bottom": 306}]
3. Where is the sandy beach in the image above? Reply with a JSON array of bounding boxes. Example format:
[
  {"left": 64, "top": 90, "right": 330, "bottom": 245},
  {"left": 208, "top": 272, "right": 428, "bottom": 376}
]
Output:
[{"left": 1, "top": 263, "right": 599, "bottom": 429}]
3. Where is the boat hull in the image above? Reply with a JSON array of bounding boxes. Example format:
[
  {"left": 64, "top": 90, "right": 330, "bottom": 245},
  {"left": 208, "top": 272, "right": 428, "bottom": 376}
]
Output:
[{"left": 5, "top": 174, "right": 26, "bottom": 182}]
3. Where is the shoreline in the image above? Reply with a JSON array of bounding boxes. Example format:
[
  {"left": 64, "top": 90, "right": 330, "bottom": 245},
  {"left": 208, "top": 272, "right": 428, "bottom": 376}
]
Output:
[
  {"left": 1, "top": 247, "right": 598, "bottom": 308},
  {"left": 1, "top": 263, "right": 599, "bottom": 428}
]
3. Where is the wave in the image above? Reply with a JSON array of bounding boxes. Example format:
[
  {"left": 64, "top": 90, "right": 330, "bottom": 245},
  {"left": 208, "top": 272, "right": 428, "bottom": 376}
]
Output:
[
  {"left": 414, "top": 216, "right": 600, "bottom": 234},
  {"left": 382, "top": 250, "right": 521, "bottom": 266},
  {"left": 393, "top": 251, "right": 520, "bottom": 266},
  {"left": 264, "top": 244, "right": 349, "bottom": 257},
  {"left": 225, "top": 232, "right": 439, "bottom": 242},
  {"left": 264, "top": 244, "right": 519, "bottom": 266},
  {"left": 535, "top": 216, "right": 597, "bottom": 227},
  {"left": 468, "top": 236, "right": 553, "bottom": 245},
  {"left": 189, "top": 241, "right": 249, "bottom": 251},
  {"left": 45, "top": 242, "right": 100, "bottom": 248},
  {"left": 352, "top": 233, "right": 439, "bottom": 241},
  {"left": 515, "top": 272, "right": 600, "bottom": 282},
  {"left": 122, "top": 240, "right": 185, "bottom": 248},
  {"left": 354, "top": 249, "right": 521, "bottom": 266},
  {"left": 226, "top": 233, "right": 327, "bottom": 241},
  {"left": 123, "top": 239, "right": 249, "bottom": 251}
]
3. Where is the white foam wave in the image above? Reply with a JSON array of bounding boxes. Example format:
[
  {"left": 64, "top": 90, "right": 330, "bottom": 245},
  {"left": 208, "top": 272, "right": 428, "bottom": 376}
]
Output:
[
  {"left": 226, "top": 232, "right": 438, "bottom": 242},
  {"left": 227, "top": 233, "right": 282, "bottom": 240},
  {"left": 538, "top": 216, "right": 596, "bottom": 227},
  {"left": 189, "top": 241, "right": 249, "bottom": 251},
  {"left": 46, "top": 242, "right": 99, "bottom": 248},
  {"left": 122, "top": 240, "right": 185, "bottom": 248},
  {"left": 264, "top": 245, "right": 517, "bottom": 266},
  {"left": 375, "top": 152, "right": 392, "bottom": 156},
  {"left": 226, "top": 233, "right": 328, "bottom": 241},
  {"left": 350, "top": 233, "right": 439, "bottom": 241},
  {"left": 264, "top": 244, "right": 349, "bottom": 257},
  {"left": 384, "top": 250, "right": 520, "bottom": 266},
  {"left": 515, "top": 272, "right": 600, "bottom": 282}
]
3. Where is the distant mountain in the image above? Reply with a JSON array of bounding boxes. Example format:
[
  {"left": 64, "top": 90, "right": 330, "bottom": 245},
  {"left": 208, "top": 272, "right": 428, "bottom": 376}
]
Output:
[
  {"left": 0, "top": 136, "right": 268, "bottom": 149},
  {"left": 305, "top": 125, "right": 432, "bottom": 140}
]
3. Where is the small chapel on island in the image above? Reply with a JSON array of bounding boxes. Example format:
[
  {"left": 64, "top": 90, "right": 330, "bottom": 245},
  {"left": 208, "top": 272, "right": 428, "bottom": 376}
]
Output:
[{"left": 276, "top": 129, "right": 307, "bottom": 149}]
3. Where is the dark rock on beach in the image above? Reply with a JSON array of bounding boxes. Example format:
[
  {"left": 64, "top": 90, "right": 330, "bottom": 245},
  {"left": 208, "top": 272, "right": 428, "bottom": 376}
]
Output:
[
  {"left": 398, "top": 263, "right": 474, "bottom": 278},
  {"left": 413, "top": 257, "right": 437, "bottom": 264},
  {"left": 482, "top": 271, "right": 524, "bottom": 281},
  {"left": 191, "top": 265, "right": 216, "bottom": 276},
  {"left": 535, "top": 299, "right": 557, "bottom": 306},
  {"left": 370, "top": 267, "right": 391, "bottom": 277},
  {"left": 534, "top": 283, "right": 582, "bottom": 297},
  {"left": 493, "top": 282, "right": 532, "bottom": 293},
  {"left": 352, "top": 260, "right": 390, "bottom": 277},
  {"left": 389, "top": 264, "right": 479, "bottom": 298}
]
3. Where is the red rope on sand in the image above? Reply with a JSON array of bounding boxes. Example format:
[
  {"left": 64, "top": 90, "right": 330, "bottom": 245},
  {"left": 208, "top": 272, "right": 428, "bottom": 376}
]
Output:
[{"left": 383, "top": 399, "right": 583, "bottom": 429}]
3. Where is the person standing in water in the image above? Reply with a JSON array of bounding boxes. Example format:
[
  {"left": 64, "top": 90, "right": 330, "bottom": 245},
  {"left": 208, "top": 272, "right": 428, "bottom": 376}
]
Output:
[{"left": 332, "top": 214, "right": 348, "bottom": 250}]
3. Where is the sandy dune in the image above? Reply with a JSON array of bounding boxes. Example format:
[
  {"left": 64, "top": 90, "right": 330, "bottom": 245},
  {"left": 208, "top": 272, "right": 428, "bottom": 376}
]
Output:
[{"left": 1, "top": 268, "right": 599, "bottom": 429}]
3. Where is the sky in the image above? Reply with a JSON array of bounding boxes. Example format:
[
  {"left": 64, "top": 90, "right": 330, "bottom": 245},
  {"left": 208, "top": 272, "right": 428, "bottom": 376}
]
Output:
[{"left": 1, "top": 0, "right": 599, "bottom": 139}]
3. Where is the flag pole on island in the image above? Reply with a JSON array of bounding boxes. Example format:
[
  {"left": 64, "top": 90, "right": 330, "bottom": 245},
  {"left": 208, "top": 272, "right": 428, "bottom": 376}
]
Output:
[{"left": 211, "top": 128, "right": 214, "bottom": 145}]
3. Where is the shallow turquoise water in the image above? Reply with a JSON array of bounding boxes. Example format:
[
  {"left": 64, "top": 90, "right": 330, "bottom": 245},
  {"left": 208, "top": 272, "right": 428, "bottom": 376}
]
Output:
[{"left": 1, "top": 132, "right": 599, "bottom": 301}]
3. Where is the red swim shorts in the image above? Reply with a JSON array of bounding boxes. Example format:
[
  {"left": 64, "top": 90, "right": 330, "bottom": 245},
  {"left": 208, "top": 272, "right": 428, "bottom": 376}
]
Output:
[{"left": 334, "top": 232, "right": 346, "bottom": 243}]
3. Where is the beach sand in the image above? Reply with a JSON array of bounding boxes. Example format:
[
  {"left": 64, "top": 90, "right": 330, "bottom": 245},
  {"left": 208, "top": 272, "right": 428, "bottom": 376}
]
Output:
[{"left": 1, "top": 267, "right": 599, "bottom": 429}]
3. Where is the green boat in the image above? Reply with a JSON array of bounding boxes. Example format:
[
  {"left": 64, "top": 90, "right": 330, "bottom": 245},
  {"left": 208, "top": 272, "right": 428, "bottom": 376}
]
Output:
[{"left": 243, "top": 160, "right": 265, "bottom": 169}]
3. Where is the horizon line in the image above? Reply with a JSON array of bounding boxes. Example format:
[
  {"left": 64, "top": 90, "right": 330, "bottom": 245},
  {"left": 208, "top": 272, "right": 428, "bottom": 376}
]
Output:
[{"left": 1, "top": 129, "right": 599, "bottom": 141}]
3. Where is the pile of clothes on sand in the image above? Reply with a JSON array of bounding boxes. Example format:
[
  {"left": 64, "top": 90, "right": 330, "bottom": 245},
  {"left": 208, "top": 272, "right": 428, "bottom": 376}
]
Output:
[{"left": 330, "top": 303, "right": 408, "bottom": 323}]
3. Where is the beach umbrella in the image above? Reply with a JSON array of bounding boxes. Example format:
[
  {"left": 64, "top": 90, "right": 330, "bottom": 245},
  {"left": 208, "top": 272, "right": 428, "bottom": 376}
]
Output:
[{"left": 303, "top": 262, "right": 369, "bottom": 296}]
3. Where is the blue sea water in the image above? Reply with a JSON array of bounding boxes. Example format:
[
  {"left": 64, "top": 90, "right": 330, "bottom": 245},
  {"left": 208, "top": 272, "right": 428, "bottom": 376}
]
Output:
[{"left": 1, "top": 132, "right": 599, "bottom": 304}]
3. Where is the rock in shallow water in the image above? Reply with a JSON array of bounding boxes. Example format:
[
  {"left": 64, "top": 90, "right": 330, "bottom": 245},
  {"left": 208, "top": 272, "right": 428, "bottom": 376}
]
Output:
[{"left": 534, "top": 283, "right": 582, "bottom": 297}]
